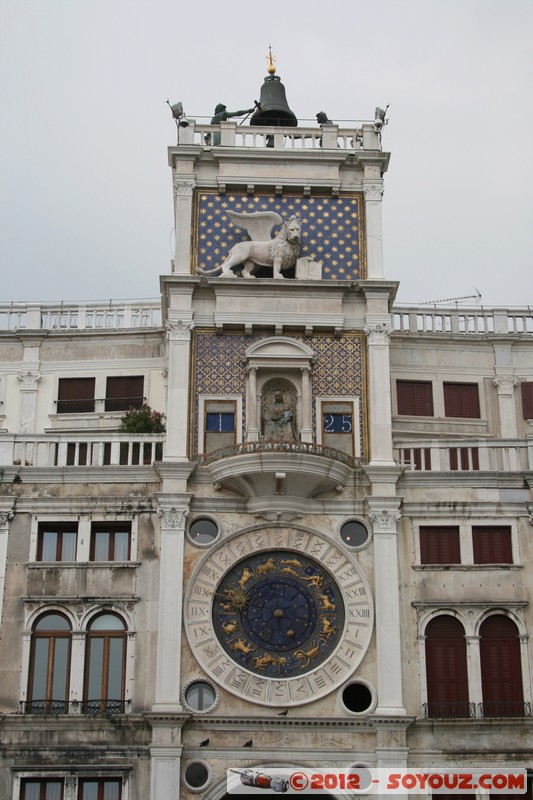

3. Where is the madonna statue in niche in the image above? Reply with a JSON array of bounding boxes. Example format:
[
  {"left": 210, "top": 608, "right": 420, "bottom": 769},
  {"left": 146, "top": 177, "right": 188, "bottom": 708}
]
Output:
[{"left": 261, "top": 379, "right": 299, "bottom": 443}]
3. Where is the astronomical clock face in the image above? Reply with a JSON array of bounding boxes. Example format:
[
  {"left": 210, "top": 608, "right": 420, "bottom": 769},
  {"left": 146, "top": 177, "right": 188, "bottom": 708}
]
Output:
[{"left": 185, "top": 527, "right": 373, "bottom": 706}]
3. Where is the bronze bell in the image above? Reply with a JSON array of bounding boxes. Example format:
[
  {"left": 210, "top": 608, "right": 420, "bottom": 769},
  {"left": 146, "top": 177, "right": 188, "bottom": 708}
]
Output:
[{"left": 250, "top": 74, "right": 298, "bottom": 127}]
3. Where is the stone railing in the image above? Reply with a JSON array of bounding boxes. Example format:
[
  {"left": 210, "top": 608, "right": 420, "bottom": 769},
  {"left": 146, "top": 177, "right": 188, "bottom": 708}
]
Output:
[
  {"left": 173, "top": 120, "right": 381, "bottom": 151},
  {"left": 0, "top": 300, "right": 162, "bottom": 331},
  {"left": 194, "top": 440, "right": 360, "bottom": 468},
  {"left": 394, "top": 438, "right": 532, "bottom": 472},
  {"left": 393, "top": 306, "right": 533, "bottom": 336},
  {"left": 1, "top": 433, "right": 165, "bottom": 467}
]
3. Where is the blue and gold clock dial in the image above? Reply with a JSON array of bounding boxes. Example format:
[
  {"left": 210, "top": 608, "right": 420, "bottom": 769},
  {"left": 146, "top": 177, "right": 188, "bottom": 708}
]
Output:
[{"left": 213, "top": 551, "right": 344, "bottom": 677}]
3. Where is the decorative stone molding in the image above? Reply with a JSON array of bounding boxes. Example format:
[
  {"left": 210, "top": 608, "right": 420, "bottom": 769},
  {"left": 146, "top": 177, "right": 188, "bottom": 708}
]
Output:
[
  {"left": 527, "top": 505, "right": 533, "bottom": 526},
  {"left": 166, "top": 319, "right": 195, "bottom": 341},
  {"left": 157, "top": 507, "right": 190, "bottom": 529},
  {"left": 173, "top": 178, "right": 195, "bottom": 197},
  {"left": 0, "top": 508, "right": 15, "bottom": 527},
  {"left": 364, "top": 324, "right": 392, "bottom": 345},
  {"left": 368, "top": 508, "right": 401, "bottom": 534},
  {"left": 413, "top": 601, "right": 528, "bottom": 636},
  {"left": 493, "top": 376, "right": 519, "bottom": 394},
  {"left": 16, "top": 369, "right": 41, "bottom": 388},
  {"left": 363, "top": 182, "right": 384, "bottom": 202}
]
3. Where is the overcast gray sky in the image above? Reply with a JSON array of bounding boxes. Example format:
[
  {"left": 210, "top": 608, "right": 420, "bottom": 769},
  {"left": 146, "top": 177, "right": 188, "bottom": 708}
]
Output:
[{"left": 1, "top": 0, "right": 532, "bottom": 307}]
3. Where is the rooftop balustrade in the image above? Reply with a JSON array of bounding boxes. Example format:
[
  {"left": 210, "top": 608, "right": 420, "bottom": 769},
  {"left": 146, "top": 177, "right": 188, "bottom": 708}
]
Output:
[
  {"left": 393, "top": 306, "right": 533, "bottom": 336},
  {"left": 1, "top": 300, "right": 532, "bottom": 335},
  {"left": 0, "top": 300, "right": 162, "bottom": 332},
  {"left": 172, "top": 120, "right": 378, "bottom": 151}
]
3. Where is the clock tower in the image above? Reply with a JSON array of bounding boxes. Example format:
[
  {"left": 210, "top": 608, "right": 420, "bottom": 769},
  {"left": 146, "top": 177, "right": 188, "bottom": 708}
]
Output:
[{"left": 152, "top": 65, "right": 404, "bottom": 799}]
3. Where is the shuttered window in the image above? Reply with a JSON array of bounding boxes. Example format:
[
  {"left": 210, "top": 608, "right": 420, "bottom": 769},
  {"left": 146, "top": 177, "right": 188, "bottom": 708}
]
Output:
[
  {"left": 57, "top": 378, "right": 95, "bottom": 414},
  {"left": 473, "top": 526, "right": 512, "bottom": 564},
  {"left": 105, "top": 376, "right": 144, "bottom": 412},
  {"left": 443, "top": 382, "right": 480, "bottom": 418},
  {"left": 480, "top": 615, "right": 523, "bottom": 717},
  {"left": 425, "top": 615, "right": 469, "bottom": 717},
  {"left": 521, "top": 382, "right": 533, "bottom": 419},
  {"left": 396, "top": 381, "right": 434, "bottom": 416},
  {"left": 420, "top": 526, "right": 460, "bottom": 564}
]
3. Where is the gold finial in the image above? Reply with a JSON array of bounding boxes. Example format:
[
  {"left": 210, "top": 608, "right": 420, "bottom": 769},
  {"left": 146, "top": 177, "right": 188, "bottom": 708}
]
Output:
[{"left": 267, "top": 44, "right": 276, "bottom": 75}]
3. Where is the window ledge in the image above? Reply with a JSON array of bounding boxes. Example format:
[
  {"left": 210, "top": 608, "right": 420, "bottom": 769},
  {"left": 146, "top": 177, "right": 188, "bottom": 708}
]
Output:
[{"left": 413, "top": 563, "right": 522, "bottom": 570}]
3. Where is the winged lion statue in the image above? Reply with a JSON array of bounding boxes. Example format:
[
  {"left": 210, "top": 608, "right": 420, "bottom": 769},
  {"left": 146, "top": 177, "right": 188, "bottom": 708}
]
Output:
[{"left": 199, "top": 211, "right": 301, "bottom": 279}]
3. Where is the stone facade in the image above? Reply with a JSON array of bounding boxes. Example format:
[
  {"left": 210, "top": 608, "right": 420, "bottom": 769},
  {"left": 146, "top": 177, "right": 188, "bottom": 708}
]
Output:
[{"left": 0, "top": 106, "right": 532, "bottom": 800}]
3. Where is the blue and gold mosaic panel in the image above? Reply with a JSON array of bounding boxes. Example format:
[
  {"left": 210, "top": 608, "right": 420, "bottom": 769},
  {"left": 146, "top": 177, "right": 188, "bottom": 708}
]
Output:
[
  {"left": 193, "top": 192, "right": 364, "bottom": 281},
  {"left": 192, "top": 331, "right": 367, "bottom": 457}
]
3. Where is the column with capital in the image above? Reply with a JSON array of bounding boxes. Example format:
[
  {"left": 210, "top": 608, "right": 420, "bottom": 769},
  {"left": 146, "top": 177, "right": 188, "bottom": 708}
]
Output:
[
  {"left": 17, "top": 369, "right": 41, "bottom": 436},
  {"left": 173, "top": 177, "right": 195, "bottom": 274},
  {"left": 493, "top": 376, "right": 519, "bottom": 440},
  {"left": 300, "top": 365, "right": 313, "bottom": 442},
  {"left": 0, "top": 508, "right": 14, "bottom": 626},
  {"left": 365, "top": 323, "right": 394, "bottom": 465},
  {"left": 164, "top": 315, "right": 194, "bottom": 461},
  {"left": 153, "top": 499, "right": 191, "bottom": 712},
  {"left": 363, "top": 176, "right": 385, "bottom": 280},
  {"left": 246, "top": 367, "right": 259, "bottom": 441},
  {"left": 367, "top": 497, "right": 406, "bottom": 715}
]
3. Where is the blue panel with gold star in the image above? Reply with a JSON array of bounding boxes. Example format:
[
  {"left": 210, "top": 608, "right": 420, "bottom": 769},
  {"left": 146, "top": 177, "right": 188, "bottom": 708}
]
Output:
[{"left": 193, "top": 192, "right": 364, "bottom": 280}]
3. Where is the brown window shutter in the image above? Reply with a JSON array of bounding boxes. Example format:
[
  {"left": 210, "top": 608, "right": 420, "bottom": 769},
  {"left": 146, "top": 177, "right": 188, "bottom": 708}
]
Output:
[
  {"left": 480, "top": 615, "right": 523, "bottom": 716},
  {"left": 444, "top": 383, "right": 480, "bottom": 418},
  {"left": 105, "top": 376, "right": 144, "bottom": 411},
  {"left": 473, "top": 526, "right": 512, "bottom": 564},
  {"left": 521, "top": 382, "right": 533, "bottom": 418},
  {"left": 420, "top": 526, "right": 460, "bottom": 564},
  {"left": 397, "top": 381, "right": 433, "bottom": 416},
  {"left": 57, "top": 378, "right": 95, "bottom": 413},
  {"left": 425, "top": 615, "right": 469, "bottom": 717}
]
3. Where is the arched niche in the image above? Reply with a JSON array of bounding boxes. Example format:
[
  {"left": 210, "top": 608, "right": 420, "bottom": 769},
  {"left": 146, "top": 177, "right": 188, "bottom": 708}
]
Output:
[{"left": 244, "top": 337, "right": 314, "bottom": 442}]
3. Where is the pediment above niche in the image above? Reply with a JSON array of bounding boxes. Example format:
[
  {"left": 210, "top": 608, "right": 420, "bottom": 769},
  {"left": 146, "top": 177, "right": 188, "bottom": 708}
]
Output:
[{"left": 245, "top": 336, "right": 314, "bottom": 369}]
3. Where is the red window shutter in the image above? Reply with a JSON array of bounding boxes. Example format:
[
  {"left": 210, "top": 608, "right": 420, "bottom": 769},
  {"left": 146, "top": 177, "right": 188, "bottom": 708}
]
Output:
[
  {"left": 425, "top": 616, "right": 469, "bottom": 717},
  {"left": 521, "top": 382, "right": 533, "bottom": 419},
  {"left": 420, "top": 527, "right": 460, "bottom": 564},
  {"left": 397, "top": 381, "right": 433, "bottom": 416},
  {"left": 444, "top": 383, "right": 480, "bottom": 418},
  {"left": 473, "top": 526, "right": 512, "bottom": 564},
  {"left": 480, "top": 615, "right": 523, "bottom": 716}
]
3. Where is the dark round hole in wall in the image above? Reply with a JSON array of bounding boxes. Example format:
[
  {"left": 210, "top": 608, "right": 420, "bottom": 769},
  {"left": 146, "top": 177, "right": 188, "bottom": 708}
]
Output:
[
  {"left": 342, "top": 682, "right": 373, "bottom": 713},
  {"left": 188, "top": 517, "right": 219, "bottom": 545},
  {"left": 340, "top": 520, "right": 368, "bottom": 547},
  {"left": 185, "top": 761, "right": 209, "bottom": 789}
]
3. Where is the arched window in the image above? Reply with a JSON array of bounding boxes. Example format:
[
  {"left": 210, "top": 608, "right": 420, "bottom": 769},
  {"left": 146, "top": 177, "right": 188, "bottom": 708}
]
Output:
[
  {"left": 425, "top": 615, "right": 469, "bottom": 718},
  {"left": 27, "top": 613, "right": 71, "bottom": 715},
  {"left": 83, "top": 613, "right": 127, "bottom": 714},
  {"left": 480, "top": 615, "right": 524, "bottom": 717}
]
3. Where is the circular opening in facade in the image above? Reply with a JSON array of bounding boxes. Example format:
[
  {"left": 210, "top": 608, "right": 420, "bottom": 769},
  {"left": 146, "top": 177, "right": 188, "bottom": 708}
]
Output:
[
  {"left": 340, "top": 520, "right": 368, "bottom": 548},
  {"left": 342, "top": 682, "right": 373, "bottom": 713},
  {"left": 184, "top": 761, "right": 209, "bottom": 790},
  {"left": 188, "top": 518, "right": 219, "bottom": 546},
  {"left": 184, "top": 681, "right": 217, "bottom": 712}
]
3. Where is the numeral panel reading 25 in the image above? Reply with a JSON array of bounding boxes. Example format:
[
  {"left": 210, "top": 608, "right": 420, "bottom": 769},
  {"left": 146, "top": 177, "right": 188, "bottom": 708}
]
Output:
[{"left": 324, "top": 414, "right": 352, "bottom": 433}]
